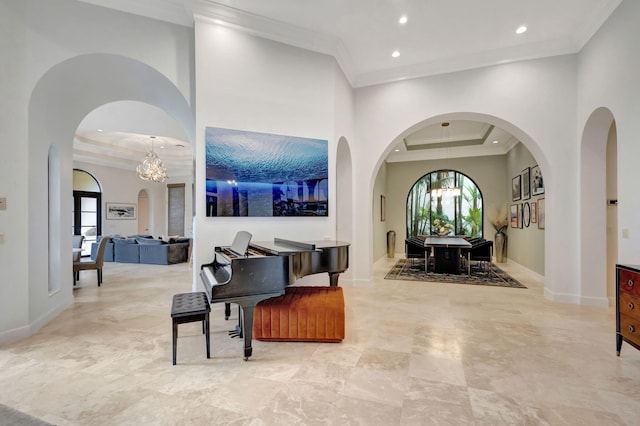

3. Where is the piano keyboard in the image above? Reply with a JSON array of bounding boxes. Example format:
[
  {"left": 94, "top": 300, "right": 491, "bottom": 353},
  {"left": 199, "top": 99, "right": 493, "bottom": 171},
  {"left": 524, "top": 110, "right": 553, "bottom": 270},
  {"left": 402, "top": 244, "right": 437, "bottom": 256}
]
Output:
[{"left": 201, "top": 264, "right": 231, "bottom": 286}]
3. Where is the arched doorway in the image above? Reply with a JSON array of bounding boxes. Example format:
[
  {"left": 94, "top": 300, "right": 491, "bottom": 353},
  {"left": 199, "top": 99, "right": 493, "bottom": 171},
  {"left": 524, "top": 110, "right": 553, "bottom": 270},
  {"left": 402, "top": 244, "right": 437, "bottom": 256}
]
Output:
[
  {"left": 28, "top": 53, "right": 195, "bottom": 326},
  {"left": 73, "top": 169, "right": 102, "bottom": 256},
  {"left": 580, "top": 107, "right": 616, "bottom": 306},
  {"left": 369, "top": 113, "right": 548, "bottom": 285}
]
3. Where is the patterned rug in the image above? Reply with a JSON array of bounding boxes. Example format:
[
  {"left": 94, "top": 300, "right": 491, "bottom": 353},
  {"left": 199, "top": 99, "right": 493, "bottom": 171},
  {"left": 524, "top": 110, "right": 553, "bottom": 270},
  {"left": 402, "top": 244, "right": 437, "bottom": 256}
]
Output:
[{"left": 385, "top": 258, "right": 526, "bottom": 288}]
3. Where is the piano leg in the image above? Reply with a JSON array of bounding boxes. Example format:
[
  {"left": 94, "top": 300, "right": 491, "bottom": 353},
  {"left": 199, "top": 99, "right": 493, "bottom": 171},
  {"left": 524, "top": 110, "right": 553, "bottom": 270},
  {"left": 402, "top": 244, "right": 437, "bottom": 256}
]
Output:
[
  {"left": 226, "top": 303, "right": 255, "bottom": 360},
  {"left": 240, "top": 304, "right": 256, "bottom": 361},
  {"left": 228, "top": 305, "right": 242, "bottom": 338},
  {"left": 328, "top": 271, "right": 343, "bottom": 287},
  {"left": 224, "top": 302, "right": 231, "bottom": 320}
]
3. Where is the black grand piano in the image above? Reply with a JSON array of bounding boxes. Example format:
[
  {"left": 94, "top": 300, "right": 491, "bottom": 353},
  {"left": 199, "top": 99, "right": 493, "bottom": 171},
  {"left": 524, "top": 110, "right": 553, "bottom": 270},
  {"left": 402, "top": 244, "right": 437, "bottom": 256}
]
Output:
[{"left": 200, "top": 231, "right": 349, "bottom": 360}]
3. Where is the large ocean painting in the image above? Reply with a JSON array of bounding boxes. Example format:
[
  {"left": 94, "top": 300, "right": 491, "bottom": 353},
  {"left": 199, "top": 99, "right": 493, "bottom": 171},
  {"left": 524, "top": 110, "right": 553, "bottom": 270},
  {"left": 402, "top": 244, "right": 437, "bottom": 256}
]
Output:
[{"left": 205, "top": 127, "right": 329, "bottom": 217}]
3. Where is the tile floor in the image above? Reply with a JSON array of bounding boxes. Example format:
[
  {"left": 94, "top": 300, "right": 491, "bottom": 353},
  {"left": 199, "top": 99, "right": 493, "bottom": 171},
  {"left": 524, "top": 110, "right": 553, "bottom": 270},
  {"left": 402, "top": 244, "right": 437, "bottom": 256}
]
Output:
[{"left": 1, "top": 258, "right": 639, "bottom": 425}]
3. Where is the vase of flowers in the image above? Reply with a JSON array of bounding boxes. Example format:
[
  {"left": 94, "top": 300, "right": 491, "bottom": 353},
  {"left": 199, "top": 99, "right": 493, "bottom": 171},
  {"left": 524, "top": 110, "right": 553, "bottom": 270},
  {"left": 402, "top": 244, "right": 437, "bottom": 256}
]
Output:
[
  {"left": 433, "top": 219, "right": 454, "bottom": 236},
  {"left": 488, "top": 205, "right": 508, "bottom": 263}
]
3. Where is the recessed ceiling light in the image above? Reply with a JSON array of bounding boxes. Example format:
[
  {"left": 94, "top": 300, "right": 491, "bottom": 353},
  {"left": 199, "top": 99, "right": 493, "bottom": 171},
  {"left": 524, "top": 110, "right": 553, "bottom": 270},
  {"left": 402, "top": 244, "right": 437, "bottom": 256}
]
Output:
[
  {"left": 97, "top": 129, "right": 103, "bottom": 132},
  {"left": 399, "top": 16, "right": 408, "bottom": 25},
  {"left": 392, "top": 50, "right": 400, "bottom": 58},
  {"left": 395, "top": 149, "right": 400, "bottom": 152},
  {"left": 516, "top": 25, "right": 527, "bottom": 34},
  {"left": 492, "top": 140, "right": 499, "bottom": 144}
]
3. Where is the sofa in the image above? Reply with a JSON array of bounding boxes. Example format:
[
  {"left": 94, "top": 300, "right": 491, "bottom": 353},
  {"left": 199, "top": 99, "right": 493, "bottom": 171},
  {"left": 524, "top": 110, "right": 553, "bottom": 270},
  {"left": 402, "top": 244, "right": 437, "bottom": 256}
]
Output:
[{"left": 91, "top": 235, "right": 190, "bottom": 265}]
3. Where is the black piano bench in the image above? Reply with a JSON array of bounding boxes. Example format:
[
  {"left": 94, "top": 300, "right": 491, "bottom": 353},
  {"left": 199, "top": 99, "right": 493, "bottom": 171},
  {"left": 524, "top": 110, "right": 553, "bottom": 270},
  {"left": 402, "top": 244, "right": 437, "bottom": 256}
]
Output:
[{"left": 171, "top": 292, "right": 211, "bottom": 365}]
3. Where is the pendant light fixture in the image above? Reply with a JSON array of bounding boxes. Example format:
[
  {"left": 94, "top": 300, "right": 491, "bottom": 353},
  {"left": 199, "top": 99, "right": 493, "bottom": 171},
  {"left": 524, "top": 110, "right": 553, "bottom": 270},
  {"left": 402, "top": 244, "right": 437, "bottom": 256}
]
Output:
[{"left": 136, "top": 136, "right": 168, "bottom": 183}]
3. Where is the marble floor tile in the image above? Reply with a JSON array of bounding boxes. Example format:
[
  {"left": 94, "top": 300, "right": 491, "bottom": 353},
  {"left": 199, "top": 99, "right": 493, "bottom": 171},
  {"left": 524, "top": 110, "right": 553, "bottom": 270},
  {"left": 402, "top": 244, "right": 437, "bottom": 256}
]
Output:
[{"left": 0, "top": 258, "right": 639, "bottom": 425}]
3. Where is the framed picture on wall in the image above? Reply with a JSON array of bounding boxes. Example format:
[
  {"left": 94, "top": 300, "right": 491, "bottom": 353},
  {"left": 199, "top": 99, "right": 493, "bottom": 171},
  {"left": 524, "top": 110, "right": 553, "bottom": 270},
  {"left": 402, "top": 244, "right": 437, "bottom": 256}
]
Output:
[
  {"left": 518, "top": 203, "right": 524, "bottom": 228},
  {"left": 510, "top": 204, "right": 519, "bottom": 228},
  {"left": 106, "top": 202, "right": 136, "bottom": 220},
  {"left": 522, "top": 167, "right": 531, "bottom": 200},
  {"left": 532, "top": 165, "right": 544, "bottom": 196},
  {"left": 530, "top": 201, "right": 537, "bottom": 223},
  {"left": 512, "top": 175, "right": 521, "bottom": 201},
  {"left": 523, "top": 202, "right": 531, "bottom": 227},
  {"left": 380, "top": 195, "right": 386, "bottom": 222},
  {"left": 537, "top": 198, "right": 545, "bottom": 229}
]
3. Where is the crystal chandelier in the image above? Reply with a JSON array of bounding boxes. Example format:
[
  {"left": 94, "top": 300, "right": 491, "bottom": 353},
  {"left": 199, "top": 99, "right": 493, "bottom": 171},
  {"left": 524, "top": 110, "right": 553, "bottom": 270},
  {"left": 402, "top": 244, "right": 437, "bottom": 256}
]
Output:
[
  {"left": 136, "top": 136, "right": 168, "bottom": 183},
  {"left": 431, "top": 185, "right": 461, "bottom": 198}
]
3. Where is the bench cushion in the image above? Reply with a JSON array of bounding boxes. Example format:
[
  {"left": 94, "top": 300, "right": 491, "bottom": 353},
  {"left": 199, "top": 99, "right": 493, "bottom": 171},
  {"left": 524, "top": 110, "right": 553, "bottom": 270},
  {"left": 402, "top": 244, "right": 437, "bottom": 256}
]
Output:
[{"left": 253, "top": 286, "right": 345, "bottom": 342}]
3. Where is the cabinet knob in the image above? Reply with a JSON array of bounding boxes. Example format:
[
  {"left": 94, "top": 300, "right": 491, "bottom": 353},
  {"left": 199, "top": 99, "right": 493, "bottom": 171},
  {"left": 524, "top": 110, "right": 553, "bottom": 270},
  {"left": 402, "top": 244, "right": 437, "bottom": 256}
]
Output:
[
  {"left": 630, "top": 302, "right": 636, "bottom": 310},
  {"left": 628, "top": 279, "right": 635, "bottom": 287},
  {"left": 630, "top": 325, "right": 636, "bottom": 333}
]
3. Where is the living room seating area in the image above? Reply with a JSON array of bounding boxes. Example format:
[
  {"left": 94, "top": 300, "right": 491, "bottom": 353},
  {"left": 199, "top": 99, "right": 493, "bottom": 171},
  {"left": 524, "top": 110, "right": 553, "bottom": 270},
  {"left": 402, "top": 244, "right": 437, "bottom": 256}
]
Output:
[{"left": 90, "top": 235, "right": 191, "bottom": 265}]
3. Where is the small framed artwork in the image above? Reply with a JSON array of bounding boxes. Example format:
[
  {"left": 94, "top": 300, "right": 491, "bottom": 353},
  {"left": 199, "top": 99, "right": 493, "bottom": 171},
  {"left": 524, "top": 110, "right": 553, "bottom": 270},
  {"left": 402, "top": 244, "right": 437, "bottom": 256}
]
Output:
[
  {"left": 537, "top": 198, "right": 545, "bottom": 230},
  {"left": 512, "top": 175, "right": 522, "bottom": 201},
  {"left": 510, "top": 204, "right": 519, "bottom": 228},
  {"left": 522, "top": 167, "right": 531, "bottom": 200},
  {"left": 380, "top": 195, "right": 386, "bottom": 222},
  {"left": 523, "top": 202, "right": 531, "bottom": 227},
  {"left": 106, "top": 202, "right": 136, "bottom": 220},
  {"left": 531, "top": 165, "right": 544, "bottom": 196},
  {"left": 530, "top": 201, "right": 537, "bottom": 223},
  {"left": 518, "top": 203, "right": 524, "bottom": 228}
]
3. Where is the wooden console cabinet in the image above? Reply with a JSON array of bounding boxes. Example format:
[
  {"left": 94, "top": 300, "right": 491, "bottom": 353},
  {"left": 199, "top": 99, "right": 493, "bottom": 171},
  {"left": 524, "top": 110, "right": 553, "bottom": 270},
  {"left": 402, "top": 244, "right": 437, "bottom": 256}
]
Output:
[{"left": 616, "top": 264, "right": 640, "bottom": 355}]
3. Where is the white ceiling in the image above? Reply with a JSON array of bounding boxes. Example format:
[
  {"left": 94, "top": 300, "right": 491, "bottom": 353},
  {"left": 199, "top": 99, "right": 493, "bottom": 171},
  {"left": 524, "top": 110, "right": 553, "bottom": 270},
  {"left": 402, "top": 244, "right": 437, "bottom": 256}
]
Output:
[{"left": 73, "top": 0, "right": 622, "bottom": 172}]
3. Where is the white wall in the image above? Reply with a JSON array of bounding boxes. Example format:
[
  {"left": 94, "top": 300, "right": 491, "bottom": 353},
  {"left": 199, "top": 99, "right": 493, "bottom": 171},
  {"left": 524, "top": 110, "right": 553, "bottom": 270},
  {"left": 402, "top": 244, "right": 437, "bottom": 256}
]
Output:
[
  {"left": 353, "top": 57, "right": 578, "bottom": 298},
  {"left": 577, "top": 0, "right": 640, "bottom": 305},
  {"left": 192, "top": 17, "right": 348, "bottom": 281},
  {"left": 0, "top": 0, "right": 194, "bottom": 344},
  {"left": 373, "top": 162, "right": 388, "bottom": 260}
]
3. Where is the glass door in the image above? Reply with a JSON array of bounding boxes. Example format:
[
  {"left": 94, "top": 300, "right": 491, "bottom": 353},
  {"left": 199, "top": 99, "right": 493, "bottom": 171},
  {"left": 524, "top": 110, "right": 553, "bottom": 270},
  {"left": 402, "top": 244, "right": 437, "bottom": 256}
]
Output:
[{"left": 72, "top": 191, "right": 101, "bottom": 256}]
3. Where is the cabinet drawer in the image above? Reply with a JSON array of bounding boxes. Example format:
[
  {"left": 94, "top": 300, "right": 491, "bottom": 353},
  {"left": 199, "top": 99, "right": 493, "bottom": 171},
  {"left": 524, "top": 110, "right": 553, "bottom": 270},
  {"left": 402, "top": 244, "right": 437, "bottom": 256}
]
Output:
[
  {"left": 620, "top": 314, "right": 640, "bottom": 346},
  {"left": 620, "top": 292, "right": 640, "bottom": 321},
  {"left": 618, "top": 269, "right": 640, "bottom": 297}
]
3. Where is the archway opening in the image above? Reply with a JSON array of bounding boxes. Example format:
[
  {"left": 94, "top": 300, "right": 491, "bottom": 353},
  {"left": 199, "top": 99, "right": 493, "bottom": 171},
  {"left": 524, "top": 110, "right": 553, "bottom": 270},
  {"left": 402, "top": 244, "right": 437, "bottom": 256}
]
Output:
[
  {"left": 580, "top": 107, "right": 616, "bottom": 306},
  {"left": 28, "top": 53, "right": 195, "bottom": 328}
]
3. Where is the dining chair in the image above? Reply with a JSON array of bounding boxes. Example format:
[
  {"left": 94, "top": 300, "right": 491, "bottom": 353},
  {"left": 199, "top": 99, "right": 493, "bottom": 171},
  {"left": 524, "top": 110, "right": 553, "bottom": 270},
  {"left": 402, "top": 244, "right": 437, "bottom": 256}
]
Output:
[
  {"left": 72, "top": 234, "right": 84, "bottom": 262},
  {"left": 73, "top": 236, "right": 111, "bottom": 287}
]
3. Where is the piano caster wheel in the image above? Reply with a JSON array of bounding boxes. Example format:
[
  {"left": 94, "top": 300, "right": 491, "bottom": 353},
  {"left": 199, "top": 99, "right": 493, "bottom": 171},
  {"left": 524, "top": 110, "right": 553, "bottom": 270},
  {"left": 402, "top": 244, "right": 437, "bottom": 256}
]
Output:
[{"left": 244, "top": 357, "right": 249, "bottom": 361}]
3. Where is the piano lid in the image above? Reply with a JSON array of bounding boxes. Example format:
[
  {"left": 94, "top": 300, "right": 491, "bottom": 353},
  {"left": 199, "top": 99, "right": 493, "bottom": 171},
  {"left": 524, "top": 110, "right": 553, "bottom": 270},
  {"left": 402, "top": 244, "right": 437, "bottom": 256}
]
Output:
[{"left": 250, "top": 238, "right": 350, "bottom": 255}]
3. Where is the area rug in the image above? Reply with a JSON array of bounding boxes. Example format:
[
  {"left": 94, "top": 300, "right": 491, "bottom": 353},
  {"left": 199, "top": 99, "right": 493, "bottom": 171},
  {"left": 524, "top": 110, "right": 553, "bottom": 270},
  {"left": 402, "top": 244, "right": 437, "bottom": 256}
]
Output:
[{"left": 385, "top": 258, "right": 526, "bottom": 288}]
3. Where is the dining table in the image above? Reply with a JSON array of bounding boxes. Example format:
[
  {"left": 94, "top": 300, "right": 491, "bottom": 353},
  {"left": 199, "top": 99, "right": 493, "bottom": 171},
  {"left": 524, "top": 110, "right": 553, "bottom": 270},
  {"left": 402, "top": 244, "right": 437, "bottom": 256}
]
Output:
[{"left": 423, "top": 236, "right": 471, "bottom": 275}]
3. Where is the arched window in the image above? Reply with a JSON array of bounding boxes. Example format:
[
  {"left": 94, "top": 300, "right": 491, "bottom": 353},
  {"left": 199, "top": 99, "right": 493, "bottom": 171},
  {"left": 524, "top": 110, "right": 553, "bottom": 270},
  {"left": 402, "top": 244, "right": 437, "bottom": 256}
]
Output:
[{"left": 406, "top": 170, "right": 483, "bottom": 238}]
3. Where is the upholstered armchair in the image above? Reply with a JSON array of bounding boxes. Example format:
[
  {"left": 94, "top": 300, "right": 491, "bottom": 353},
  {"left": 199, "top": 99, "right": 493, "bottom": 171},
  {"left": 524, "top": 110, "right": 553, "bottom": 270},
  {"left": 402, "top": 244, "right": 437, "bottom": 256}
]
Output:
[
  {"left": 461, "top": 238, "right": 494, "bottom": 274},
  {"left": 405, "top": 236, "right": 431, "bottom": 271}
]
